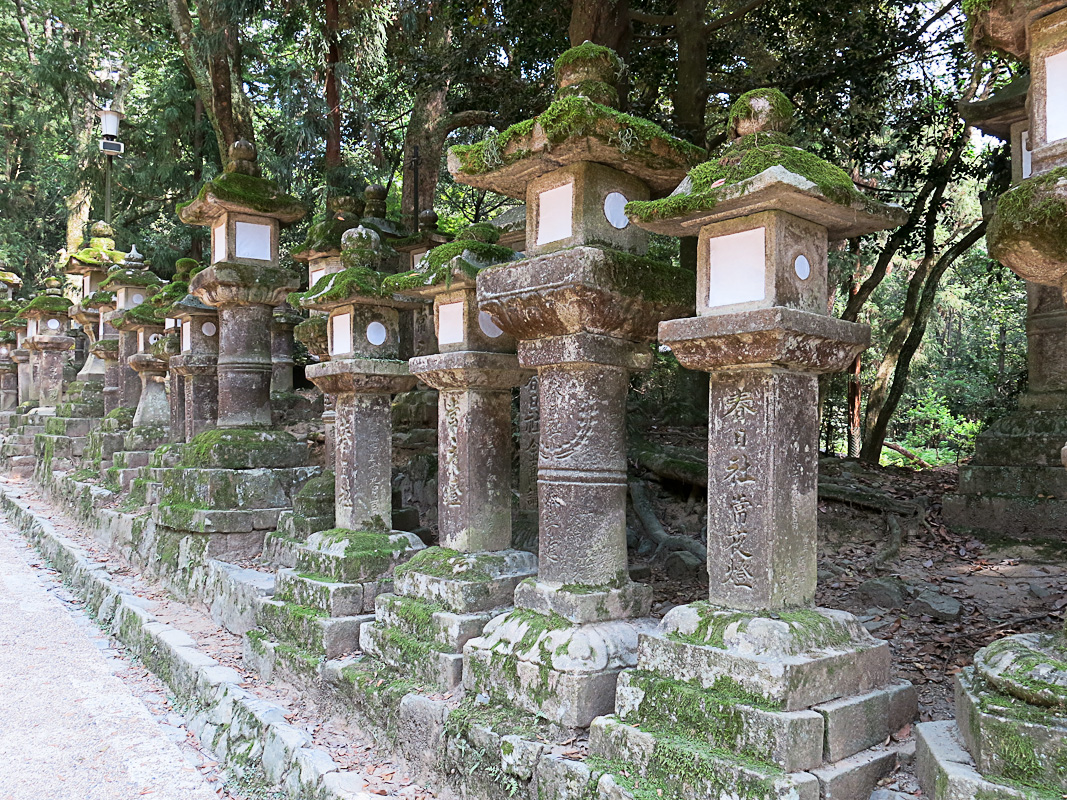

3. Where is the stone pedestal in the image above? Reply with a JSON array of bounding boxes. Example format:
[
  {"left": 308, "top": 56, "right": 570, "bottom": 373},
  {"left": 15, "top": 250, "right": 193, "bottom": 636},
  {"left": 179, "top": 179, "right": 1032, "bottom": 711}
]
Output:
[
  {"left": 0, "top": 359, "right": 17, "bottom": 410},
  {"left": 306, "top": 358, "right": 415, "bottom": 530},
  {"left": 28, "top": 335, "right": 75, "bottom": 408},
  {"left": 129, "top": 353, "right": 169, "bottom": 429},
  {"left": 12, "top": 349, "right": 33, "bottom": 405},
  {"left": 96, "top": 340, "right": 122, "bottom": 415},
  {"left": 271, "top": 304, "right": 301, "bottom": 394},
  {"left": 170, "top": 354, "right": 218, "bottom": 441}
]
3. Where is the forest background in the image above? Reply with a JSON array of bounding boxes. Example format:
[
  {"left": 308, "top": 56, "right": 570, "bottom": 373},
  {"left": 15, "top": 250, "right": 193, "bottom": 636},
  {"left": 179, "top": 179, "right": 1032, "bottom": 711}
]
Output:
[{"left": 0, "top": 0, "right": 1026, "bottom": 467}]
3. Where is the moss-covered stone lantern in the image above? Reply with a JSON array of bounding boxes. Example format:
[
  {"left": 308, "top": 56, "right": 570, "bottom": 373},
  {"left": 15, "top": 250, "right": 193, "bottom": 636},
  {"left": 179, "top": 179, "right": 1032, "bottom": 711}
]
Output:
[
  {"left": 100, "top": 246, "right": 163, "bottom": 410},
  {"left": 448, "top": 43, "right": 700, "bottom": 727},
  {"left": 0, "top": 329, "right": 16, "bottom": 411},
  {"left": 3, "top": 314, "right": 32, "bottom": 406},
  {"left": 359, "top": 224, "right": 538, "bottom": 690},
  {"left": 299, "top": 225, "right": 424, "bottom": 530},
  {"left": 19, "top": 277, "right": 75, "bottom": 408},
  {"left": 583, "top": 89, "right": 916, "bottom": 798},
  {"left": 0, "top": 262, "right": 22, "bottom": 302},
  {"left": 167, "top": 294, "right": 219, "bottom": 442}
]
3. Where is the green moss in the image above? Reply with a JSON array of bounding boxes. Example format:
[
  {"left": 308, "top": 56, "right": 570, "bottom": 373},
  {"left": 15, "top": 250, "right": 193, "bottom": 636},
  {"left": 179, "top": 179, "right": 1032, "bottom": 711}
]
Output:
[
  {"left": 295, "top": 266, "right": 381, "bottom": 307},
  {"left": 553, "top": 42, "right": 622, "bottom": 82},
  {"left": 111, "top": 301, "right": 163, "bottom": 328},
  {"left": 451, "top": 95, "right": 703, "bottom": 176},
  {"left": 627, "top": 131, "right": 863, "bottom": 223},
  {"left": 455, "top": 222, "right": 501, "bottom": 244},
  {"left": 99, "top": 268, "right": 163, "bottom": 290},
  {"left": 296, "top": 210, "right": 361, "bottom": 254},
  {"left": 293, "top": 314, "right": 328, "bottom": 345},
  {"left": 93, "top": 338, "right": 119, "bottom": 352},
  {"left": 16, "top": 295, "right": 72, "bottom": 318},
  {"left": 988, "top": 167, "right": 1067, "bottom": 266},
  {"left": 178, "top": 427, "right": 302, "bottom": 469},
  {"left": 83, "top": 290, "right": 116, "bottom": 309},
  {"left": 178, "top": 171, "right": 305, "bottom": 219},
  {"left": 394, "top": 546, "right": 507, "bottom": 582},
  {"left": 557, "top": 80, "right": 620, "bottom": 107},
  {"left": 105, "top": 406, "right": 135, "bottom": 425},
  {"left": 728, "top": 89, "right": 795, "bottom": 132},
  {"left": 668, "top": 603, "right": 853, "bottom": 652},
  {"left": 70, "top": 243, "right": 126, "bottom": 267}
]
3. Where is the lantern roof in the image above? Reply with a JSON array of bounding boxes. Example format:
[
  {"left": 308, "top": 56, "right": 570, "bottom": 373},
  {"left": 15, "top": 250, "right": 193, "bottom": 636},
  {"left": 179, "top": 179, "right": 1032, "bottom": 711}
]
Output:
[
  {"left": 958, "top": 74, "right": 1030, "bottom": 140},
  {"left": 966, "top": 0, "right": 1063, "bottom": 57},
  {"left": 178, "top": 140, "right": 306, "bottom": 227},
  {"left": 627, "top": 89, "right": 906, "bottom": 239},
  {"left": 448, "top": 44, "right": 705, "bottom": 200}
]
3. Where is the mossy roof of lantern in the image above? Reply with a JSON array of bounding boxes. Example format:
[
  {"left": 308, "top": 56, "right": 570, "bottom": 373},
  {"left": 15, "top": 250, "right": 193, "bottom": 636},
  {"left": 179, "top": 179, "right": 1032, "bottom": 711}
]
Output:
[
  {"left": 0, "top": 330, "right": 15, "bottom": 343},
  {"left": 169, "top": 293, "right": 215, "bottom": 318},
  {"left": 111, "top": 300, "right": 164, "bottom": 329},
  {"left": 177, "top": 171, "right": 306, "bottom": 225},
  {"left": 448, "top": 94, "right": 705, "bottom": 198},
  {"left": 625, "top": 131, "right": 906, "bottom": 238},
  {"left": 1, "top": 316, "right": 26, "bottom": 331},
  {"left": 151, "top": 280, "right": 190, "bottom": 316},
  {"left": 291, "top": 210, "right": 365, "bottom": 261},
  {"left": 99, "top": 268, "right": 164, "bottom": 290},
  {"left": 17, "top": 294, "right": 72, "bottom": 318},
  {"left": 384, "top": 239, "right": 519, "bottom": 296},
  {"left": 553, "top": 42, "right": 622, "bottom": 81},
  {"left": 294, "top": 314, "right": 327, "bottom": 344},
  {"left": 292, "top": 262, "right": 428, "bottom": 311},
  {"left": 0, "top": 299, "right": 21, "bottom": 313},
  {"left": 0, "top": 271, "right": 22, "bottom": 288},
  {"left": 68, "top": 239, "right": 125, "bottom": 272},
  {"left": 83, "top": 290, "right": 116, "bottom": 309}
]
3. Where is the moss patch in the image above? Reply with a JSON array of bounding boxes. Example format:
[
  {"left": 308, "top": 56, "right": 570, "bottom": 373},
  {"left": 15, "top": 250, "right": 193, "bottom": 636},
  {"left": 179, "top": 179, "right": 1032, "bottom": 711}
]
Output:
[
  {"left": 627, "top": 131, "right": 863, "bottom": 223},
  {"left": 16, "top": 295, "right": 72, "bottom": 317},
  {"left": 178, "top": 172, "right": 304, "bottom": 220},
  {"left": 99, "top": 268, "right": 163, "bottom": 290},
  {"left": 668, "top": 603, "right": 854, "bottom": 652},
  {"left": 988, "top": 167, "right": 1067, "bottom": 266}
]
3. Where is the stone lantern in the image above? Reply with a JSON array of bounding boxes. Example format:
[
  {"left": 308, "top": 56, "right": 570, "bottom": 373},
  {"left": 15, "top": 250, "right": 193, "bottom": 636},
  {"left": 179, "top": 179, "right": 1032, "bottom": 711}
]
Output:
[
  {"left": 448, "top": 43, "right": 702, "bottom": 726},
  {"left": 65, "top": 222, "right": 125, "bottom": 386},
  {"left": 5, "top": 316, "right": 32, "bottom": 406},
  {"left": 19, "top": 277, "right": 74, "bottom": 409},
  {"left": 301, "top": 225, "right": 423, "bottom": 530},
  {"left": 148, "top": 139, "right": 312, "bottom": 559},
  {"left": 168, "top": 294, "right": 219, "bottom": 442},
  {"left": 291, "top": 194, "right": 364, "bottom": 290},
  {"left": 584, "top": 89, "right": 917, "bottom": 798},
  {"left": 99, "top": 246, "right": 162, "bottom": 410},
  {"left": 0, "top": 331, "right": 16, "bottom": 411},
  {"left": 0, "top": 261, "right": 22, "bottom": 301},
  {"left": 360, "top": 227, "right": 538, "bottom": 689},
  {"left": 148, "top": 260, "right": 193, "bottom": 443},
  {"left": 915, "top": 5, "right": 1067, "bottom": 800}
]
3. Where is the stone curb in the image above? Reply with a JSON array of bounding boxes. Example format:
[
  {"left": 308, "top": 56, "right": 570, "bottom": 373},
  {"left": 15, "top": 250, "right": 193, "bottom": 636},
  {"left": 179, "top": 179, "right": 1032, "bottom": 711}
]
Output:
[{"left": 0, "top": 486, "right": 377, "bottom": 800}]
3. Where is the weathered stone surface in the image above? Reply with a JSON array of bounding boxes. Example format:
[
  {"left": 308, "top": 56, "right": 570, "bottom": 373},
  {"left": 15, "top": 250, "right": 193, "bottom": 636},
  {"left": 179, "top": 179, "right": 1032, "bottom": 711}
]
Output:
[
  {"left": 857, "top": 577, "right": 908, "bottom": 609},
  {"left": 274, "top": 568, "right": 369, "bottom": 616},
  {"left": 393, "top": 548, "right": 537, "bottom": 614},
  {"left": 464, "top": 609, "right": 656, "bottom": 726},
  {"left": 809, "top": 745, "right": 898, "bottom": 800},
  {"left": 589, "top": 715, "right": 821, "bottom": 800},
  {"left": 295, "top": 529, "right": 423, "bottom": 583},
  {"left": 514, "top": 578, "right": 651, "bottom": 624},
  {"left": 642, "top": 605, "right": 891, "bottom": 711},
  {"left": 256, "top": 597, "right": 369, "bottom": 658},
  {"left": 612, "top": 669, "right": 825, "bottom": 771},
  {"left": 814, "top": 681, "right": 917, "bottom": 762},
  {"left": 909, "top": 589, "right": 962, "bottom": 621},
  {"left": 916, "top": 720, "right": 1033, "bottom": 800}
]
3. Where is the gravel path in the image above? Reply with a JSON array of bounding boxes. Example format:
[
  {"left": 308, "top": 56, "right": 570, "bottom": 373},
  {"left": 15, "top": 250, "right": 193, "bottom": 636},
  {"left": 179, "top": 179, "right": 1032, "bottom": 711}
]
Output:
[{"left": 0, "top": 514, "right": 221, "bottom": 800}]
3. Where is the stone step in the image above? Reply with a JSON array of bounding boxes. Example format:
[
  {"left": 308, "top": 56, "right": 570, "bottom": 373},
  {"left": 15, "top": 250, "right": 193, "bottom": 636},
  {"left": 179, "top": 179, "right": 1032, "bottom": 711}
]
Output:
[
  {"left": 243, "top": 630, "right": 324, "bottom": 686},
  {"left": 274, "top": 568, "right": 383, "bottom": 617},
  {"left": 590, "top": 715, "right": 821, "bottom": 800},
  {"left": 153, "top": 503, "right": 282, "bottom": 534},
  {"left": 391, "top": 547, "right": 538, "bottom": 614},
  {"left": 9, "top": 454, "right": 35, "bottom": 467},
  {"left": 262, "top": 530, "right": 303, "bottom": 569},
  {"left": 256, "top": 598, "right": 370, "bottom": 659},
  {"left": 956, "top": 464, "right": 1067, "bottom": 497},
  {"left": 373, "top": 592, "right": 497, "bottom": 652},
  {"left": 43, "top": 416, "right": 93, "bottom": 437},
  {"left": 942, "top": 494, "right": 1067, "bottom": 539},
  {"left": 358, "top": 621, "right": 463, "bottom": 690},
  {"left": 915, "top": 721, "right": 1030, "bottom": 800},
  {"left": 293, "top": 530, "right": 423, "bottom": 583},
  {"left": 112, "top": 450, "right": 150, "bottom": 470},
  {"left": 117, "top": 467, "right": 145, "bottom": 492}
]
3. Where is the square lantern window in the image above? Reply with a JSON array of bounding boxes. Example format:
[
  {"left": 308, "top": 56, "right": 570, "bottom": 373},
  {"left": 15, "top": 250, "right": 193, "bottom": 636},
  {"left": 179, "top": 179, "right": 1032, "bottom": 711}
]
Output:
[
  {"left": 182, "top": 321, "right": 191, "bottom": 352},
  {"left": 165, "top": 317, "right": 178, "bottom": 330},
  {"left": 438, "top": 301, "right": 465, "bottom": 346},
  {"left": 330, "top": 312, "right": 352, "bottom": 356},
  {"left": 310, "top": 267, "right": 326, "bottom": 290},
  {"left": 1021, "top": 129, "right": 1033, "bottom": 179},
  {"left": 235, "top": 221, "right": 272, "bottom": 261},
  {"left": 212, "top": 222, "right": 227, "bottom": 264},
  {"left": 82, "top": 274, "right": 93, "bottom": 297},
  {"left": 26, "top": 319, "right": 37, "bottom": 338},
  {"left": 1046, "top": 49, "right": 1067, "bottom": 144},
  {"left": 138, "top": 330, "right": 146, "bottom": 352},
  {"left": 411, "top": 249, "right": 429, "bottom": 270},
  {"left": 707, "top": 227, "right": 767, "bottom": 309},
  {"left": 98, "top": 315, "right": 105, "bottom": 339},
  {"left": 536, "top": 182, "right": 574, "bottom": 246}
]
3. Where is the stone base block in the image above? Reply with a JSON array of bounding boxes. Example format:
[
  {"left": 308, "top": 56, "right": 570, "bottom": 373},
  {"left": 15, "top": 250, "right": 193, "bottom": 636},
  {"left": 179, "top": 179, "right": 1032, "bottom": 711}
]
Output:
[
  {"left": 916, "top": 721, "right": 1033, "bottom": 800},
  {"left": 955, "top": 666, "right": 1067, "bottom": 789},
  {"left": 814, "top": 680, "right": 917, "bottom": 762},
  {"left": 809, "top": 745, "right": 898, "bottom": 800},
  {"left": 243, "top": 630, "right": 324, "bottom": 686},
  {"left": 515, "top": 578, "right": 651, "bottom": 624},
  {"left": 154, "top": 504, "right": 283, "bottom": 534},
  {"left": 589, "top": 715, "right": 821, "bottom": 800},
  {"left": 612, "top": 668, "right": 824, "bottom": 771},
  {"left": 43, "top": 416, "right": 94, "bottom": 437},
  {"left": 275, "top": 568, "right": 381, "bottom": 616},
  {"left": 374, "top": 593, "right": 497, "bottom": 651},
  {"left": 463, "top": 608, "right": 657, "bottom": 727},
  {"left": 294, "top": 530, "right": 423, "bottom": 583},
  {"left": 392, "top": 547, "right": 538, "bottom": 613},
  {"left": 112, "top": 449, "right": 150, "bottom": 470},
  {"left": 262, "top": 530, "right": 303, "bottom": 569},
  {"left": 943, "top": 493, "right": 1067, "bottom": 541},
  {"left": 256, "top": 598, "right": 371, "bottom": 659},
  {"left": 644, "top": 604, "right": 891, "bottom": 710},
  {"left": 359, "top": 622, "right": 464, "bottom": 690}
]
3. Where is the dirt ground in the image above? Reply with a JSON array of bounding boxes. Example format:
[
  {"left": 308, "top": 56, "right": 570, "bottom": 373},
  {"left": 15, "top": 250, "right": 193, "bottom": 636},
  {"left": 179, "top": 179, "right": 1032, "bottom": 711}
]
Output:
[{"left": 634, "top": 428, "right": 1067, "bottom": 722}]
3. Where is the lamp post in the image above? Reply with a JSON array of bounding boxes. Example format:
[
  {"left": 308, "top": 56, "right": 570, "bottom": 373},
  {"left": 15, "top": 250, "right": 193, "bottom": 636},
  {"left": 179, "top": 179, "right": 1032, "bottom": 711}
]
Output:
[{"left": 97, "top": 106, "right": 124, "bottom": 225}]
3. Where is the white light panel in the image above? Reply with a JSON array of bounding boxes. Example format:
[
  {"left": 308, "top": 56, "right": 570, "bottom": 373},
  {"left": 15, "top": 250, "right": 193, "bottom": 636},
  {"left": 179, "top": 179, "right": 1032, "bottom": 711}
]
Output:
[
  {"left": 438, "top": 301, "right": 465, "bottom": 345},
  {"left": 213, "top": 223, "right": 227, "bottom": 263},
  {"left": 330, "top": 313, "right": 351, "bottom": 356},
  {"left": 537, "top": 183, "right": 574, "bottom": 245},
  {"left": 235, "top": 221, "right": 272, "bottom": 260},
  {"left": 707, "top": 227, "right": 767, "bottom": 308},
  {"left": 1047, "top": 50, "right": 1067, "bottom": 143}
]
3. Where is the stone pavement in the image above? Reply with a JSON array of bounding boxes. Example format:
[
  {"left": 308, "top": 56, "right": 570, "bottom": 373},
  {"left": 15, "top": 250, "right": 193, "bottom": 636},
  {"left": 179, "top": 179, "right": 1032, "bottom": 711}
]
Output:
[{"left": 0, "top": 516, "right": 219, "bottom": 800}]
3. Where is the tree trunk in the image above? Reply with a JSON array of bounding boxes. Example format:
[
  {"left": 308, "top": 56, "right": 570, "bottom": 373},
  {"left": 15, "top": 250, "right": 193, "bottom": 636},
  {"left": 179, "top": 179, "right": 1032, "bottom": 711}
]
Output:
[
  {"left": 674, "top": 0, "right": 709, "bottom": 145},
  {"left": 324, "top": 0, "right": 342, "bottom": 173},
  {"left": 569, "top": 0, "right": 631, "bottom": 54}
]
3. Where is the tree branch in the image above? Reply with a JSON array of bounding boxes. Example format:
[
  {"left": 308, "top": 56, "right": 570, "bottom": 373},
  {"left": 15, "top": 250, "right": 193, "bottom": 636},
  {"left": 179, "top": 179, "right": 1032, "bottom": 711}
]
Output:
[{"left": 705, "top": 0, "right": 773, "bottom": 33}]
